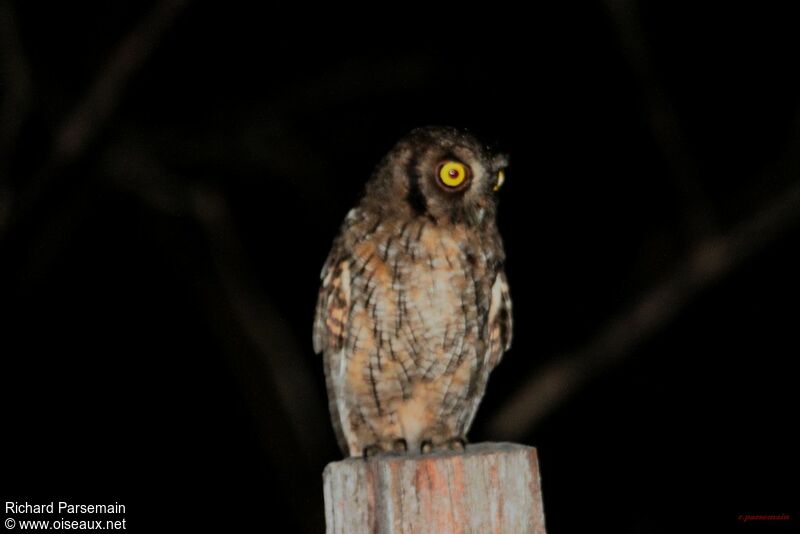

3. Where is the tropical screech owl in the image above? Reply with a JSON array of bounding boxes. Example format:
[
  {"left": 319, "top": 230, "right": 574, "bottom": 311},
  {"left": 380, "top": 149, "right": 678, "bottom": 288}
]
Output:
[{"left": 313, "top": 126, "right": 512, "bottom": 458}]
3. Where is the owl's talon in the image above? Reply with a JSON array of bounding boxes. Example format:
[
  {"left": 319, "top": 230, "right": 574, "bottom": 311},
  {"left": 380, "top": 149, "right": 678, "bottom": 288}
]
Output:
[
  {"left": 446, "top": 437, "right": 467, "bottom": 451},
  {"left": 420, "top": 440, "right": 434, "bottom": 454},
  {"left": 392, "top": 438, "right": 408, "bottom": 453},
  {"left": 362, "top": 444, "right": 383, "bottom": 458}
]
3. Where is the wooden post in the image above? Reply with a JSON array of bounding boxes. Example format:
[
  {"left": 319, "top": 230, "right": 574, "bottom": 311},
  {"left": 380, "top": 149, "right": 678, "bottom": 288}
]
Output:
[{"left": 323, "top": 442, "right": 546, "bottom": 534}]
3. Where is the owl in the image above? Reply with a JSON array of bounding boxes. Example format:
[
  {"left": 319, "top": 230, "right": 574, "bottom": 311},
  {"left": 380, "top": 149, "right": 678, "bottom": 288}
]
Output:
[{"left": 313, "top": 126, "right": 512, "bottom": 457}]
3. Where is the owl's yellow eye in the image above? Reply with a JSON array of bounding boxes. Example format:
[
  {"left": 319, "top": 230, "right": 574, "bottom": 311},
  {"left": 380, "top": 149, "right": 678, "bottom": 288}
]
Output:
[
  {"left": 438, "top": 161, "right": 468, "bottom": 188},
  {"left": 493, "top": 169, "right": 505, "bottom": 191}
]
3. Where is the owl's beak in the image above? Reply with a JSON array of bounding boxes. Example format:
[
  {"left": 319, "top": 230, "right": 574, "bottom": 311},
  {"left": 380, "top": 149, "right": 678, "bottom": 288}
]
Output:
[{"left": 493, "top": 170, "right": 506, "bottom": 192}]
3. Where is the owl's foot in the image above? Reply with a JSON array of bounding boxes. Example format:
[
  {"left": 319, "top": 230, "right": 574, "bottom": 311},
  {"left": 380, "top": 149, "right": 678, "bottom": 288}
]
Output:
[
  {"left": 420, "top": 436, "right": 467, "bottom": 454},
  {"left": 362, "top": 438, "right": 408, "bottom": 458},
  {"left": 392, "top": 438, "right": 408, "bottom": 452},
  {"left": 445, "top": 436, "right": 467, "bottom": 451},
  {"left": 362, "top": 444, "right": 383, "bottom": 458}
]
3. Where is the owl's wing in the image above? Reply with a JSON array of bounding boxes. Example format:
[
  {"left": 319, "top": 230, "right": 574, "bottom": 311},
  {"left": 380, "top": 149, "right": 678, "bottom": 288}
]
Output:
[
  {"left": 313, "top": 240, "right": 351, "bottom": 355},
  {"left": 313, "top": 238, "right": 353, "bottom": 455},
  {"left": 486, "top": 269, "right": 513, "bottom": 370},
  {"left": 462, "top": 269, "right": 513, "bottom": 433}
]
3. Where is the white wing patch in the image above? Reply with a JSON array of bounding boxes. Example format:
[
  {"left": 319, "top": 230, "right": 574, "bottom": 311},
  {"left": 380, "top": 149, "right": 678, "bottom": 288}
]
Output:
[{"left": 487, "top": 270, "right": 513, "bottom": 369}]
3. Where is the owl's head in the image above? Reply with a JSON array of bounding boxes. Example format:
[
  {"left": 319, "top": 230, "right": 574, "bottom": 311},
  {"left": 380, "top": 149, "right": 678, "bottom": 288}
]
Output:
[{"left": 365, "top": 126, "right": 508, "bottom": 226}]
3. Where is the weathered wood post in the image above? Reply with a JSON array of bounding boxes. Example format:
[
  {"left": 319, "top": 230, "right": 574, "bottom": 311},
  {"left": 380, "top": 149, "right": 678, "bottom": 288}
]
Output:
[{"left": 323, "top": 442, "right": 546, "bottom": 533}]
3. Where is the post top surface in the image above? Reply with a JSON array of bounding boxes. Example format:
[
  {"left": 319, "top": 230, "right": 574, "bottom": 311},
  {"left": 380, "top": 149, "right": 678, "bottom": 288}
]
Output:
[{"left": 324, "top": 441, "right": 538, "bottom": 474}]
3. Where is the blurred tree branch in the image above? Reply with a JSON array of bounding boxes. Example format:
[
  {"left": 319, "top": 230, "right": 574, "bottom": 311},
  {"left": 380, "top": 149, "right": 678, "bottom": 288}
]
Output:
[
  {"left": 488, "top": 143, "right": 800, "bottom": 440},
  {"left": 0, "top": 0, "right": 31, "bottom": 166},
  {"left": 2, "top": 0, "right": 191, "bottom": 239},
  {"left": 486, "top": 0, "right": 800, "bottom": 442},
  {"left": 102, "top": 142, "right": 329, "bottom": 531},
  {"left": 51, "top": 0, "right": 191, "bottom": 165},
  {"left": 1, "top": 0, "right": 325, "bottom": 513},
  {"left": 603, "top": 0, "right": 716, "bottom": 240},
  {"left": 0, "top": 0, "right": 31, "bottom": 230}
]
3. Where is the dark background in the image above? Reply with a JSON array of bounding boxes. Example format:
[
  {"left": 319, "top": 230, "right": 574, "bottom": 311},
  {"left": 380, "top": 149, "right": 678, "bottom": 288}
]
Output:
[{"left": 2, "top": 1, "right": 799, "bottom": 532}]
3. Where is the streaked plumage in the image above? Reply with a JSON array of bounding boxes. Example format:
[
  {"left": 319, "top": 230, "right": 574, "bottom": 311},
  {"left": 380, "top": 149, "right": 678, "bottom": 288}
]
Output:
[{"left": 314, "top": 127, "right": 512, "bottom": 457}]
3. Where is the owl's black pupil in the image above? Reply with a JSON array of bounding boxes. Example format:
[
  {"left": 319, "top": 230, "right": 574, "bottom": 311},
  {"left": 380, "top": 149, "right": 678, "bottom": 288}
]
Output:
[{"left": 448, "top": 169, "right": 459, "bottom": 178}]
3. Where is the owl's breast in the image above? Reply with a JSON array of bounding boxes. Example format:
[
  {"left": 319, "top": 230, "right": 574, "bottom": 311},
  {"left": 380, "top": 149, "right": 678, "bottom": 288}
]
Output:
[{"left": 349, "top": 219, "right": 491, "bottom": 380}]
